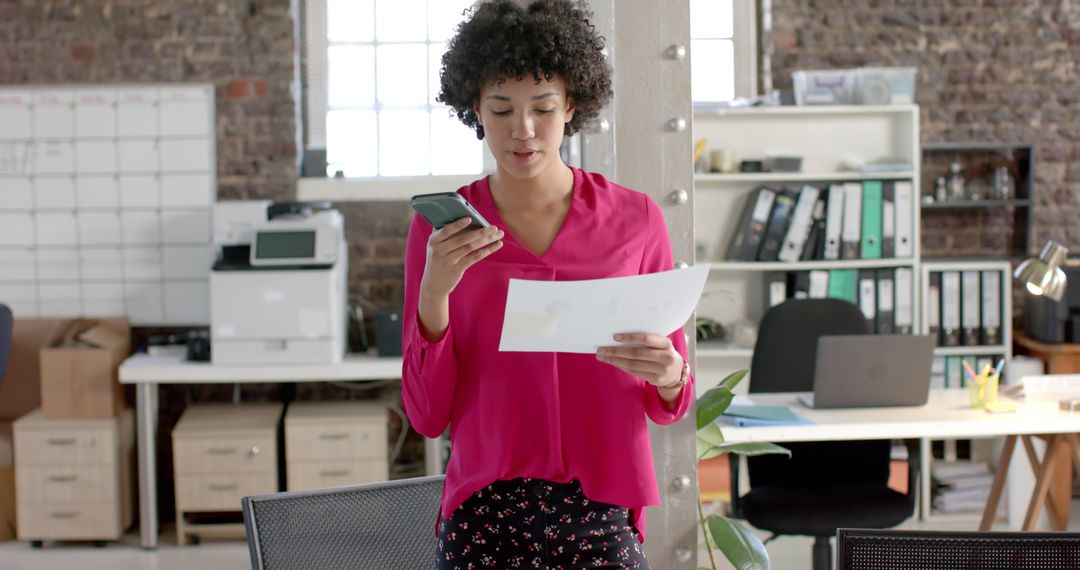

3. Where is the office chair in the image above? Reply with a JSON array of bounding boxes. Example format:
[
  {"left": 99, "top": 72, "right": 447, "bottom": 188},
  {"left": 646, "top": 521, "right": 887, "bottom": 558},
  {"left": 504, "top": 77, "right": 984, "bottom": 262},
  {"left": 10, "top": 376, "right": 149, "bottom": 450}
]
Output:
[
  {"left": 837, "top": 528, "right": 1080, "bottom": 569},
  {"left": 242, "top": 475, "right": 444, "bottom": 570},
  {"left": 0, "top": 303, "right": 12, "bottom": 387},
  {"left": 739, "top": 298, "right": 916, "bottom": 570}
]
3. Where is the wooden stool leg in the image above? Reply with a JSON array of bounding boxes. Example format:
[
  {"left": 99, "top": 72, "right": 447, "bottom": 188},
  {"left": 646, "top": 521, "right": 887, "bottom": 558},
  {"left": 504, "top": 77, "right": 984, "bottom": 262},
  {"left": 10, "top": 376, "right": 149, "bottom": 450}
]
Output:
[
  {"left": 1023, "top": 435, "right": 1066, "bottom": 531},
  {"left": 981, "top": 435, "right": 1018, "bottom": 531}
]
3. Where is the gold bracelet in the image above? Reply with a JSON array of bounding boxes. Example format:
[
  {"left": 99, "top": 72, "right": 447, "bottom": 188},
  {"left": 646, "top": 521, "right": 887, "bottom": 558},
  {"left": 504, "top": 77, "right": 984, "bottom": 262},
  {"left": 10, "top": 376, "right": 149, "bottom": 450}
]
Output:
[{"left": 660, "top": 359, "right": 689, "bottom": 391}]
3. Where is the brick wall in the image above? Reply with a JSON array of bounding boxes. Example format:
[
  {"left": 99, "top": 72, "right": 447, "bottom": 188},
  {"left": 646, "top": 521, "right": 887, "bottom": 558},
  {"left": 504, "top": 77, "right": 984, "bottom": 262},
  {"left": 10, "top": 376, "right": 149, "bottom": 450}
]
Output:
[
  {"left": 770, "top": 0, "right": 1080, "bottom": 259},
  {"left": 0, "top": 0, "right": 302, "bottom": 200}
]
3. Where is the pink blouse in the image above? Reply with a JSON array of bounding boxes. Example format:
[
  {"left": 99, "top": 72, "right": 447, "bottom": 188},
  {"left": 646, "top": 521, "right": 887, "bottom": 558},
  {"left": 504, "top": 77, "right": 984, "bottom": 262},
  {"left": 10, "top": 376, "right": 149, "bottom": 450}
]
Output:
[{"left": 401, "top": 167, "right": 694, "bottom": 541}]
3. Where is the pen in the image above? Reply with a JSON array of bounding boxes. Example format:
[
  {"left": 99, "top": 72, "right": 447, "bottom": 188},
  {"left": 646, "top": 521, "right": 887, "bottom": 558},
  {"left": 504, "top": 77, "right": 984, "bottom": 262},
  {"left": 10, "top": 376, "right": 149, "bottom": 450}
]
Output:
[
  {"left": 962, "top": 360, "right": 978, "bottom": 382},
  {"left": 992, "top": 359, "right": 1005, "bottom": 378}
]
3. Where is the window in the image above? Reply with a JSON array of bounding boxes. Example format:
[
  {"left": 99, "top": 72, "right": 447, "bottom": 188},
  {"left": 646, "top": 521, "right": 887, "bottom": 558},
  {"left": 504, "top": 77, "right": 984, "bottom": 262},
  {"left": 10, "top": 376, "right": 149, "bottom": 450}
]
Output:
[
  {"left": 690, "top": 0, "right": 757, "bottom": 105},
  {"left": 305, "top": 0, "right": 483, "bottom": 178}
]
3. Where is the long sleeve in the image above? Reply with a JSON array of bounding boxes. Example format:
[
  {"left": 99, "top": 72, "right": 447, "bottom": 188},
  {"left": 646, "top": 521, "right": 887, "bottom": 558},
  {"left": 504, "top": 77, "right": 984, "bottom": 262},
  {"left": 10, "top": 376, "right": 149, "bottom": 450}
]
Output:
[
  {"left": 400, "top": 213, "right": 459, "bottom": 438},
  {"left": 637, "top": 196, "right": 695, "bottom": 425}
]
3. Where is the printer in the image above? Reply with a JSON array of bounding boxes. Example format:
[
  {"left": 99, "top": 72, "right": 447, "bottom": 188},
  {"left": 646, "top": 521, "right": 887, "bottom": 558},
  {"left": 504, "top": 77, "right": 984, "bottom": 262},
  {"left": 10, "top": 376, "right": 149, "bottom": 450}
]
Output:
[{"left": 210, "top": 201, "right": 348, "bottom": 364}]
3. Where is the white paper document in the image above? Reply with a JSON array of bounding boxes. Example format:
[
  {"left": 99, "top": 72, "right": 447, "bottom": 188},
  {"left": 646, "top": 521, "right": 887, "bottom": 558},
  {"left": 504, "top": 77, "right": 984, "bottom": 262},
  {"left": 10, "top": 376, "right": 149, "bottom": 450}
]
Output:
[{"left": 498, "top": 265, "right": 709, "bottom": 353}]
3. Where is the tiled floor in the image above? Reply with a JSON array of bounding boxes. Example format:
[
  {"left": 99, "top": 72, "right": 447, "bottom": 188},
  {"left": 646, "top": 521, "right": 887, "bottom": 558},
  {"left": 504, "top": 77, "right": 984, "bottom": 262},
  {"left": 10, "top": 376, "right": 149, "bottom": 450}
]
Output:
[{"left": 3, "top": 505, "right": 1080, "bottom": 570}]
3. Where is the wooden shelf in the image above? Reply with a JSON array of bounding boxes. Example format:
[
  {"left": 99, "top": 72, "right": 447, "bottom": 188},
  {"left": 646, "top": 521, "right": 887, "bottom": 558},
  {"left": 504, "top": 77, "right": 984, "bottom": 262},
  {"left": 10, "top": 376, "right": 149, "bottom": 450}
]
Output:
[
  {"left": 921, "top": 199, "right": 1031, "bottom": 210},
  {"left": 707, "top": 259, "right": 916, "bottom": 272},
  {"left": 695, "top": 171, "right": 915, "bottom": 183},
  {"left": 696, "top": 104, "right": 918, "bottom": 117}
]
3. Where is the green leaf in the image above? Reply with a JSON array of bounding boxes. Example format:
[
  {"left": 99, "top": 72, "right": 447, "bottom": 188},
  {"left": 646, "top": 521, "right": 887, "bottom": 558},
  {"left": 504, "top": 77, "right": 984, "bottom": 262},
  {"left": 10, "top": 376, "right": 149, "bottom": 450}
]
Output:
[
  {"left": 696, "top": 423, "right": 726, "bottom": 460},
  {"left": 696, "top": 386, "right": 734, "bottom": 430},
  {"left": 706, "top": 514, "right": 770, "bottom": 570},
  {"left": 718, "top": 369, "right": 748, "bottom": 392}
]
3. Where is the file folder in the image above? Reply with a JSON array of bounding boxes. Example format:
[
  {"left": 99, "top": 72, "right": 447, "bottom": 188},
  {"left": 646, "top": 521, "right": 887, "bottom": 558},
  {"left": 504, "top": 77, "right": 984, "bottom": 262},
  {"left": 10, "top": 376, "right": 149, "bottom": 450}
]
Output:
[
  {"left": 941, "top": 271, "right": 962, "bottom": 347},
  {"left": 757, "top": 189, "right": 796, "bottom": 261},
  {"left": 860, "top": 180, "right": 883, "bottom": 259},
  {"left": 823, "top": 184, "right": 845, "bottom": 260},
  {"left": 725, "top": 187, "right": 777, "bottom": 261},
  {"left": 808, "top": 269, "right": 829, "bottom": 299},
  {"left": 876, "top": 268, "right": 895, "bottom": 334},
  {"left": 894, "top": 181, "right": 914, "bottom": 258},
  {"left": 982, "top": 270, "right": 1002, "bottom": 345},
  {"left": 961, "top": 270, "right": 982, "bottom": 346},
  {"left": 764, "top": 272, "right": 787, "bottom": 307},
  {"left": 792, "top": 271, "right": 810, "bottom": 299},
  {"left": 827, "top": 268, "right": 857, "bottom": 303},
  {"left": 858, "top": 268, "right": 878, "bottom": 332},
  {"left": 881, "top": 181, "right": 895, "bottom": 258},
  {"left": 894, "top": 267, "right": 914, "bottom": 335},
  {"left": 800, "top": 195, "right": 827, "bottom": 261},
  {"left": 779, "top": 185, "right": 820, "bottom": 262},
  {"left": 840, "top": 182, "right": 862, "bottom": 259},
  {"left": 928, "top": 271, "right": 942, "bottom": 345}
]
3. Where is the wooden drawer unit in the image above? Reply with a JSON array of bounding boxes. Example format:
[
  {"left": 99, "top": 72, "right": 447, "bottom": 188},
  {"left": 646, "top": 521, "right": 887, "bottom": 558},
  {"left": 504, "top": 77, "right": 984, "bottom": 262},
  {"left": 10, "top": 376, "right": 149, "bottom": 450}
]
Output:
[
  {"left": 13, "top": 409, "right": 134, "bottom": 544},
  {"left": 284, "top": 402, "right": 388, "bottom": 491},
  {"left": 171, "top": 403, "right": 282, "bottom": 545}
]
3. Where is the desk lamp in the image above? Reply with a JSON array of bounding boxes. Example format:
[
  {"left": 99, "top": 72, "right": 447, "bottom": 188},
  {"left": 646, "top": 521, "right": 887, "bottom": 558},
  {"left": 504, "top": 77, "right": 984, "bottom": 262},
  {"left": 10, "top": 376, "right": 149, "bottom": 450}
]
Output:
[{"left": 1015, "top": 240, "right": 1069, "bottom": 301}]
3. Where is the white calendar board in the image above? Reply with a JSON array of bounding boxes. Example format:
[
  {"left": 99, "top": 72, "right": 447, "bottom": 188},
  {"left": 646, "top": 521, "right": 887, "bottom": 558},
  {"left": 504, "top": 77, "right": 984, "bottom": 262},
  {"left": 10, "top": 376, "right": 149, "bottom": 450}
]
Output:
[{"left": 0, "top": 84, "right": 216, "bottom": 325}]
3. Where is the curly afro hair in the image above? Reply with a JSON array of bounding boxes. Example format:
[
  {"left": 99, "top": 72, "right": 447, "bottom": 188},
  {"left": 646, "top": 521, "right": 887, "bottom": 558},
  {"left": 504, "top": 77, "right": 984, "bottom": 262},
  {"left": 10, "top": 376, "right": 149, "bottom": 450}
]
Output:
[{"left": 437, "top": 0, "right": 613, "bottom": 140}]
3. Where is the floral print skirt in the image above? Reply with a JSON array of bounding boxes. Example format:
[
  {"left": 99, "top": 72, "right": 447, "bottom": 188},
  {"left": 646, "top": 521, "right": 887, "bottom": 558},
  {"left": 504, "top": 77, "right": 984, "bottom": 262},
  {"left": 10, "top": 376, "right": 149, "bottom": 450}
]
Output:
[{"left": 436, "top": 478, "right": 649, "bottom": 569}]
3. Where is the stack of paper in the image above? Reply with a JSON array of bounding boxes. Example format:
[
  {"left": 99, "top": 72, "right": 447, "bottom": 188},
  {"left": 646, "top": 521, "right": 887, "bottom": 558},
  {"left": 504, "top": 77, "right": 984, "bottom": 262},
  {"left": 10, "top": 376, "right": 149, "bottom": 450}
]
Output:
[
  {"left": 932, "top": 460, "right": 994, "bottom": 514},
  {"left": 717, "top": 404, "right": 812, "bottom": 427}
]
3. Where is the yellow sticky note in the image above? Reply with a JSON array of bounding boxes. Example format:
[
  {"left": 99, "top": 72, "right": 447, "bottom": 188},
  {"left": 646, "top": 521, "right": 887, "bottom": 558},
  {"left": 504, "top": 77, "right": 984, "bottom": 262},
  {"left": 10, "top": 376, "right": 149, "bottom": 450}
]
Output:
[{"left": 984, "top": 401, "right": 1016, "bottom": 414}]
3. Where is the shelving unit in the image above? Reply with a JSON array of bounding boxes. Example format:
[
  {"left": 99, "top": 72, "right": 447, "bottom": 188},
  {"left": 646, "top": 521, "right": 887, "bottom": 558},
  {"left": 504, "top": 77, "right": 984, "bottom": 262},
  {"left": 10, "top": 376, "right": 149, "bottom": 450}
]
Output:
[
  {"left": 692, "top": 104, "right": 921, "bottom": 394},
  {"left": 920, "top": 142, "right": 1034, "bottom": 259}
]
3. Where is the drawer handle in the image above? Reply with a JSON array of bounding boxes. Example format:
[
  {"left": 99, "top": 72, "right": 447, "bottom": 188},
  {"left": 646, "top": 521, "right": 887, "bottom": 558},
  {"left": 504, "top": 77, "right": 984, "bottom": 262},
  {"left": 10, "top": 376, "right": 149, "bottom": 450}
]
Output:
[
  {"left": 46, "top": 438, "right": 76, "bottom": 446},
  {"left": 318, "top": 433, "right": 350, "bottom": 441},
  {"left": 320, "top": 469, "right": 351, "bottom": 477},
  {"left": 50, "top": 511, "right": 79, "bottom": 519},
  {"left": 206, "top": 447, "right": 237, "bottom": 455},
  {"left": 209, "top": 483, "right": 238, "bottom": 492},
  {"left": 48, "top": 475, "right": 77, "bottom": 484}
]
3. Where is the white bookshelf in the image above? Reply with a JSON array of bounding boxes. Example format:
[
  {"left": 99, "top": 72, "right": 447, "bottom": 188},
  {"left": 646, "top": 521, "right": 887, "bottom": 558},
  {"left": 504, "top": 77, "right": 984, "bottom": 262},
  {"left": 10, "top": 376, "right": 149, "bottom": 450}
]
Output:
[{"left": 692, "top": 105, "right": 922, "bottom": 396}]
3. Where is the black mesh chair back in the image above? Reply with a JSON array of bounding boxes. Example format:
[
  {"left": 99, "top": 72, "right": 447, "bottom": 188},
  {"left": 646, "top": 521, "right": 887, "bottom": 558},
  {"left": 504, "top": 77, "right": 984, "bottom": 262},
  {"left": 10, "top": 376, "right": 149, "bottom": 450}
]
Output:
[
  {"left": 242, "top": 475, "right": 444, "bottom": 570},
  {"left": 741, "top": 299, "right": 914, "bottom": 570},
  {"left": 838, "top": 528, "right": 1080, "bottom": 569},
  {"left": 0, "top": 304, "right": 12, "bottom": 386}
]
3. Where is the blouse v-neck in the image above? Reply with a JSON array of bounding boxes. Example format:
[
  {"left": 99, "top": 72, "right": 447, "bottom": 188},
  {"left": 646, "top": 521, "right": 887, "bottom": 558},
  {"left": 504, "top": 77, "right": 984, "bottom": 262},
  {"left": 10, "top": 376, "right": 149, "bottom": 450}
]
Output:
[{"left": 479, "top": 167, "right": 580, "bottom": 262}]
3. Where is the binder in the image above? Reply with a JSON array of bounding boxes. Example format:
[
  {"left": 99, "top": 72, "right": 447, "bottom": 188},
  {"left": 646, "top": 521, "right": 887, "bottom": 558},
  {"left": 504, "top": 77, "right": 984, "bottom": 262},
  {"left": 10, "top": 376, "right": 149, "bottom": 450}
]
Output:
[
  {"left": 792, "top": 271, "right": 810, "bottom": 299},
  {"left": 982, "top": 270, "right": 1002, "bottom": 345},
  {"left": 860, "top": 180, "right": 883, "bottom": 259},
  {"left": 840, "top": 182, "right": 862, "bottom": 259},
  {"left": 757, "top": 189, "right": 797, "bottom": 261},
  {"left": 764, "top": 272, "right": 787, "bottom": 307},
  {"left": 881, "top": 181, "right": 895, "bottom": 258},
  {"left": 725, "top": 187, "right": 777, "bottom": 261},
  {"left": 945, "top": 356, "right": 962, "bottom": 388},
  {"left": 827, "top": 268, "right": 857, "bottom": 304},
  {"left": 779, "top": 185, "right": 820, "bottom": 262},
  {"left": 876, "top": 268, "right": 895, "bottom": 334},
  {"left": 800, "top": 194, "right": 827, "bottom": 261},
  {"left": 894, "top": 267, "right": 914, "bottom": 335},
  {"left": 931, "top": 356, "right": 946, "bottom": 390},
  {"left": 960, "top": 270, "right": 982, "bottom": 346},
  {"left": 858, "top": 268, "right": 878, "bottom": 332},
  {"left": 941, "top": 271, "right": 962, "bottom": 347},
  {"left": 928, "top": 272, "right": 942, "bottom": 345},
  {"left": 823, "top": 184, "right": 845, "bottom": 260},
  {"left": 808, "top": 269, "right": 829, "bottom": 298},
  {"left": 894, "top": 180, "right": 913, "bottom": 258}
]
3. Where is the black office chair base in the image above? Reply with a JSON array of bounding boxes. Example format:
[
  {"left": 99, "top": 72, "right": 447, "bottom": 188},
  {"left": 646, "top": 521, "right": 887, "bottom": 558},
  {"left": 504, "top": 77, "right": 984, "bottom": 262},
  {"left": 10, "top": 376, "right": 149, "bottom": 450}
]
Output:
[{"left": 813, "top": 535, "right": 831, "bottom": 570}]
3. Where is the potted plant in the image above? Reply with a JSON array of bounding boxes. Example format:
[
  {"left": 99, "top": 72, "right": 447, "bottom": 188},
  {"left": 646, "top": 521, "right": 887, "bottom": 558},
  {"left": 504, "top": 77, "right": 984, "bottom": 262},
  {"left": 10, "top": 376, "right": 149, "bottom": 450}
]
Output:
[{"left": 695, "top": 369, "right": 790, "bottom": 570}]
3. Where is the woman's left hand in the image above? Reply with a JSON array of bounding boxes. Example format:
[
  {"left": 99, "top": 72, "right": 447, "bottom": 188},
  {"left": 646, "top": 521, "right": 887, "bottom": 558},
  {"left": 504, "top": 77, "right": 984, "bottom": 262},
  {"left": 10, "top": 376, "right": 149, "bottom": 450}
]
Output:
[{"left": 596, "top": 332, "right": 683, "bottom": 388}]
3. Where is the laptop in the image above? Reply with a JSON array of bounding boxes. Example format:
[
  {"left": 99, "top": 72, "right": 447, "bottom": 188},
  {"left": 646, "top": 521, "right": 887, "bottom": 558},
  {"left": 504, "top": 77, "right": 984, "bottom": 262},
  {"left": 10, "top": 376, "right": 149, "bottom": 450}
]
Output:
[{"left": 798, "top": 334, "right": 936, "bottom": 409}]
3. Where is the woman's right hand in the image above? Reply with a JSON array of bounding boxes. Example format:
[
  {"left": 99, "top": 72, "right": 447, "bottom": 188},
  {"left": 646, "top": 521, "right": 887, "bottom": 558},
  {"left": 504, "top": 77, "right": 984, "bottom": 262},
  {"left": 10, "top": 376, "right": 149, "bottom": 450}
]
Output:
[{"left": 420, "top": 217, "right": 504, "bottom": 300}]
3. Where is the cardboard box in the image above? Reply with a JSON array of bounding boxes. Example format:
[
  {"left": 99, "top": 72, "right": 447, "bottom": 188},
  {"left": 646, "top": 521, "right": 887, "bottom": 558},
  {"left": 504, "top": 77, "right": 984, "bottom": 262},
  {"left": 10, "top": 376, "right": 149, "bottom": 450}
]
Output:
[
  {"left": 40, "top": 319, "right": 130, "bottom": 420},
  {"left": 0, "top": 319, "right": 68, "bottom": 422},
  {"left": 0, "top": 465, "right": 13, "bottom": 542}
]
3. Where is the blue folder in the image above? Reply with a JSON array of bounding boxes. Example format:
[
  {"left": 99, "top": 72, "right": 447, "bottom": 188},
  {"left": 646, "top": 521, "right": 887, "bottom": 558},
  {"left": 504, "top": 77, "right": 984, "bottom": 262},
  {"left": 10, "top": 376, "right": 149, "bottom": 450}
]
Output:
[{"left": 717, "top": 404, "right": 813, "bottom": 427}]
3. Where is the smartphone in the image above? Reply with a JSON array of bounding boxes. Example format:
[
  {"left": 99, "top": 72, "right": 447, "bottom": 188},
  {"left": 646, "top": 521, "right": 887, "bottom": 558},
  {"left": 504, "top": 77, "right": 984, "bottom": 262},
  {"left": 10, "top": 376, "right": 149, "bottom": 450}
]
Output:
[{"left": 410, "top": 192, "right": 491, "bottom": 230}]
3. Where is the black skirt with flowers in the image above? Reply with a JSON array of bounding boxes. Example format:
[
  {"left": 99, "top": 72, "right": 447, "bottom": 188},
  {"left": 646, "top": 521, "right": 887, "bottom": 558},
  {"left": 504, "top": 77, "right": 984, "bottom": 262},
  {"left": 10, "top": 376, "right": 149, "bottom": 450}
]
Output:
[{"left": 435, "top": 478, "right": 649, "bottom": 569}]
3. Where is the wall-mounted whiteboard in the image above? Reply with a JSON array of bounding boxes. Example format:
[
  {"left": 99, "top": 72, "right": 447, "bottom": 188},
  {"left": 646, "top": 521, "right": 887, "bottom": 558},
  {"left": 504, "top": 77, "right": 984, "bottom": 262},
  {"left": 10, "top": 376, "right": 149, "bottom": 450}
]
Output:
[{"left": 0, "top": 84, "right": 216, "bottom": 325}]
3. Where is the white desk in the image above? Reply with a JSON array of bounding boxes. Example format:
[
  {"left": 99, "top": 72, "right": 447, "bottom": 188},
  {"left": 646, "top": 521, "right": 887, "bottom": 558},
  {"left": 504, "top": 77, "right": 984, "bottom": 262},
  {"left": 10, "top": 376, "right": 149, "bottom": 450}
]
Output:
[
  {"left": 119, "top": 353, "right": 425, "bottom": 550},
  {"left": 721, "top": 390, "right": 1080, "bottom": 530}
]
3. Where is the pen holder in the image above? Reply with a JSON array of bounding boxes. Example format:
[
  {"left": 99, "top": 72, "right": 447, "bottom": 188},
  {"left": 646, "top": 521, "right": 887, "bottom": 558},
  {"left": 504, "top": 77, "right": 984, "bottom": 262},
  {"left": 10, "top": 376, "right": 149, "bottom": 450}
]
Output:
[{"left": 968, "top": 374, "right": 1000, "bottom": 409}]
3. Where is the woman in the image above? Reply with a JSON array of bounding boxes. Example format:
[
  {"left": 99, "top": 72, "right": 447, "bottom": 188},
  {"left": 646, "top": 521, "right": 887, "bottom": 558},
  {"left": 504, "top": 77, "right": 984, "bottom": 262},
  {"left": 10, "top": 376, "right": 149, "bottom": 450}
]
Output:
[{"left": 402, "top": 1, "right": 694, "bottom": 567}]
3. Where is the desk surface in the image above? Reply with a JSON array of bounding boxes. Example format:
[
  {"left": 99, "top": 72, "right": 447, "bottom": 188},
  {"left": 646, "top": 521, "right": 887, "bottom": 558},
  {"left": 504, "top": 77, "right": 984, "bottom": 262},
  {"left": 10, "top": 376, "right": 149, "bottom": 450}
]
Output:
[
  {"left": 722, "top": 390, "right": 1080, "bottom": 443},
  {"left": 119, "top": 353, "right": 404, "bottom": 384}
]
